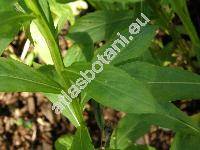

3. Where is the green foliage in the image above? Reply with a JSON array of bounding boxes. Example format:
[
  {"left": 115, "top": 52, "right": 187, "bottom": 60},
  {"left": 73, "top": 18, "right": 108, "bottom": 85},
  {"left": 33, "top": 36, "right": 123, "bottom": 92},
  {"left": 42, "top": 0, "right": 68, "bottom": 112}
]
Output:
[
  {"left": 0, "top": 10, "right": 33, "bottom": 55},
  {"left": 70, "top": 11, "right": 135, "bottom": 42},
  {"left": 70, "top": 126, "right": 94, "bottom": 150},
  {"left": 55, "top": 134, "right": 73, "bottom": 150},
  {"left": 64, "top": 32, "right": 94, "bottom": 67},
  {"left": 170, "top": 132, "right": 200, "bottom": 150},
  {"left": 120, "top": 61, "right": 200, "bottom": 101},
  {"left": 0, "top": 58, "right": 61, "bottom": 93}
]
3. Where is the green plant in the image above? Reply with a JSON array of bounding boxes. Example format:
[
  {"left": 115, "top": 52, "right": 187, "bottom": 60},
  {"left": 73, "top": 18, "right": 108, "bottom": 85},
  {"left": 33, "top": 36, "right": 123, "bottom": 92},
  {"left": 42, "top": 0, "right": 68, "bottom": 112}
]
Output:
[{"left": 0, "top": 0, "right": 200, "bottom": 150}]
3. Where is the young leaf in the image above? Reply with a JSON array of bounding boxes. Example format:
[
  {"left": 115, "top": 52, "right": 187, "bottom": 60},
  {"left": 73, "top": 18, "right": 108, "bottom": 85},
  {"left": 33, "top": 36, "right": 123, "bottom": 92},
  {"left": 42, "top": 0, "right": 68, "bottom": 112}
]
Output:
[
  {"left": 70, "top": 11, "right": 135, "bottom": 42},
  {"left": 70, "top": 126, "right": 94, "bottom": 150},
  {"left": 120, "top": 61, "right": 200, "bottom": 102},
  {"left": 0, "top": 58, "right": 61, "bottom": 93},
  {"left": 48, "top": 0, "right": 74, "bottom": 34}
]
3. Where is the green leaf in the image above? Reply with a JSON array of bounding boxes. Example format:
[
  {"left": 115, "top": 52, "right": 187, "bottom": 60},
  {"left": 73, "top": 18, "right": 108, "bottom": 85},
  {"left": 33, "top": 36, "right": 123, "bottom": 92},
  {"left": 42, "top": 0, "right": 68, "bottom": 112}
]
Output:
[
  {"left": 110, "top": 112, "right": 199, "bottom": 149},
  {"left": 93, "top": 25, "right": 157, "bottom": 66},
  {"left": 56, "top": 0, "right": 74, "bottom": 3},
  {"left": 45, "top": 93, "right": 81, "bottom": 127},
  {"left": 62, "top": 63, "right": 162, "bottom": 114},
  {"left": 91, "top": 100, "right": 105, "bottom": 131},
  {"left": 64, "top": 32, "right": 94, "bottom": 67},
  {"left": 30, "top": 22, "right": 54, "bottom": 64},
  {"left": 120, "top": 61, "right": 200, "bottom": 102},
  {"left": 0, "top": 11, "right": 33, "bottom": 55},
  {"left": 55, "top": 134, "right": 73, "bottom": 150},
  {"left": 70, "top": 11, "right": 135, "bottom": 42},
  {"left": 70, "top": 126, "right": 94, "bottom": 150},
  {"left": 87, "top": 0, "right": 144, "bottom": 10},
  {"left": 110, "top": 114, "right": 150, "bottom": 149},
  {"left": 170, "top": 132, "right": 200, "bottom": 150},
  {"left": 62, "top": 63, "right": 200, "bottom": 134},
  {"left": 38, "top": 0, "right": 56, "bottom": 35},
  {"left": 48, "top": 0, "right": 74, "bottom": 33},
  {"left": 0, "top": 58, "right": 61, "bottom": 93},
  {"left": 0, "top": 0, "right": 17, "bottom": 11}
]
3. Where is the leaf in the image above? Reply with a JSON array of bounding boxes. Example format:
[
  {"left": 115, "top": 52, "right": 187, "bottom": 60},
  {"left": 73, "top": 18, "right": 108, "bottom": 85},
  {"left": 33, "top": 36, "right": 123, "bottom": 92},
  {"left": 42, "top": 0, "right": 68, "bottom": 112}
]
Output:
[
  {"left": 0, "top": 11, "right": 33, "bottom": 55},
  {"left": 0, "top": 58, "right": 61, "bottom": 93},
  {"left": 91, "top": 100, "right": 105, "bottom": 131},
  {"left": 62, "top": 63, "right": 162, "bottom": 114},
  {"left": 93, "top": 25, "right": 157, "bottom": 66},
  {"left": 0, "top": 0, "right": 17, "bottom": 11},
  {"left": 30, "top": 22, "right": 53, "bottom": 64},
  {"left": 120, "top": 61, "right": 200, "bottom": 102},
  {"left": 55, "top": 134, "right": 73, "bottom": 150},
  {"left": 170, "top": 132, "right": 200, "bottom": 150},
  {"left": 70, "top": 126, "right": 94, "bottom": 150},
  {"left": 87, "top": 0, "right": 144, "bottom": 10},
  {"left": 62, "top": 63, "right": 200, "bottom": 134},
  {"left": 64, "top": 32, "right": 94, "bottom": 67},
  {"left": 56, "top": 0, "right": 74, "bottom": 3},
  {"left": 110, "top": 112, "right": 199, "bottom": 149},
  {"left": 48, "top": 0, "right": 75, "bottom": 33},
  {"left": 38, "top": 0, "right": 56, "bottom": 35},
  {"left": 70, "top": 11, "right": 135, "bottom": 42},
  {"left": 38, "top": 65, "right": 81, "bottom": 127},
  {"left": 45, "top": 93, "right": 81, "bottom": 127},
  {"left": 110, "top": 114, "right": 150, "bottom": 149}
]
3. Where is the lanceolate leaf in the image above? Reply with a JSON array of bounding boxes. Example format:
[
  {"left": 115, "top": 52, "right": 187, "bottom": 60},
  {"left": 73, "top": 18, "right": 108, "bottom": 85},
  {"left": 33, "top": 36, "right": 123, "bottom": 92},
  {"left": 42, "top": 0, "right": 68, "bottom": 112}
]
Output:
[
  {"left": 62, "top": 63, "right": 200, "bottom": 134},
  {"left": 70, "top": 11, "right": 135, "bottom": 42},
  {"left": 62, "top": 63, "right": 162, "bottom": 114},
  {"left": 0, "top": 58, "right": 61, "bottom": 93},
  {"left": 120, "top": 61, "right": 200, "bottom": 102},
  {"left": 93, "top": 25, "right": 157, "bottom": 66},
  {"left": 0, "top": 11, "right": 34, "bottom": 55}
]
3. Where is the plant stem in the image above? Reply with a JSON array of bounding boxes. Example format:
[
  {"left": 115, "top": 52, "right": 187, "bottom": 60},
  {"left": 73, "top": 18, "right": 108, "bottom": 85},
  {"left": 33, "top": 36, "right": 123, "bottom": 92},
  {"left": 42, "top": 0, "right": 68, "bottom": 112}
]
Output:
[
  {"left": 171, "top": 0, "right": 200, "bottom": 61},
  {"left": 24, "top": 0, "right": 66, "bottom": 86}
]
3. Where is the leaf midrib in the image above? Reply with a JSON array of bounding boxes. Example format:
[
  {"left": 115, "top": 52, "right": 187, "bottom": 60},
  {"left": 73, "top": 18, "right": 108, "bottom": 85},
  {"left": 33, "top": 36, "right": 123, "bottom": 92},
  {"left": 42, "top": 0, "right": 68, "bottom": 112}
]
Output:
[
  {"left": 0, "top": 74, "right": 61, "bottom": 91},
  {"left": 65, "top": 68, "right": 155, "bottom": 109}
]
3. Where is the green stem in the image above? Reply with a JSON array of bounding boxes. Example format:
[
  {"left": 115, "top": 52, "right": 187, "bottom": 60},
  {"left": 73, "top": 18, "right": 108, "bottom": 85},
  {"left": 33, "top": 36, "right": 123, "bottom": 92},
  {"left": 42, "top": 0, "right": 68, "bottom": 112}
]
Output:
[
  {"left": 24, "top": 0, "right": 66, "bottom": 86},
  {"left": 172, "top": 1, "right": 200, "bottom": 61}
]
